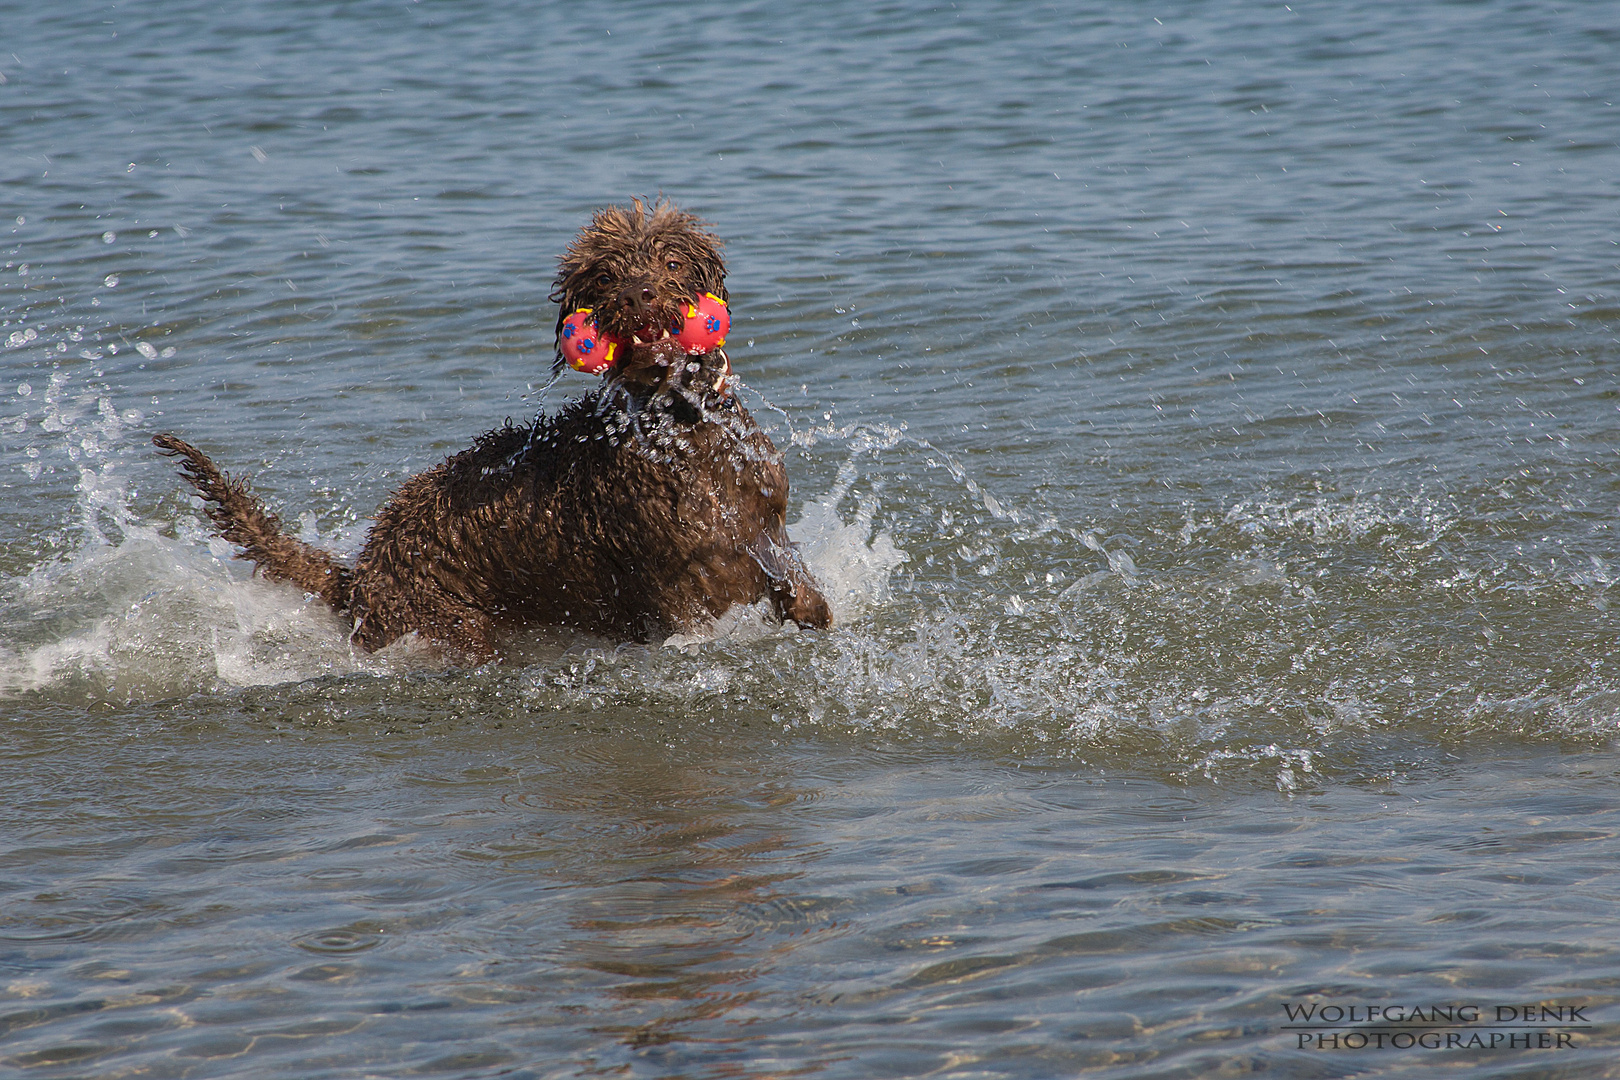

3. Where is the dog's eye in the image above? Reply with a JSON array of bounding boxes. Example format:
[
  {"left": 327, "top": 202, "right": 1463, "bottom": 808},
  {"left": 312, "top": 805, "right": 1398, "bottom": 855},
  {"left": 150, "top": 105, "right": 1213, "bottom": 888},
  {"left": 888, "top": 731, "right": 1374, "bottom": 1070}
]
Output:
[
  {"left": 596, "top": 272, "right": 612, "bottom": 285},
  {"left": 666, "top": 259, "right": 681, "bottom": 272}
]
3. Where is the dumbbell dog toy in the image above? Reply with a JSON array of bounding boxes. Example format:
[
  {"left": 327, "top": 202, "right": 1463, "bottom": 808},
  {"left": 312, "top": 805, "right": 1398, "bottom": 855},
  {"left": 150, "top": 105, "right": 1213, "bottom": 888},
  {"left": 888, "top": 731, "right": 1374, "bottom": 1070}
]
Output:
[{"left": 559, "top": 292, "right": 731, "bottom": 375}]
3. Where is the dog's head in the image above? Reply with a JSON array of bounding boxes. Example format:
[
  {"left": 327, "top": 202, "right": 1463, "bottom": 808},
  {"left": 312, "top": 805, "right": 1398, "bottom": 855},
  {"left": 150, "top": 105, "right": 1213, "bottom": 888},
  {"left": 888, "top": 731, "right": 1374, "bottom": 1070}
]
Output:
[{"left": 550, "top": 200, "right": 728, "bottom": 375}]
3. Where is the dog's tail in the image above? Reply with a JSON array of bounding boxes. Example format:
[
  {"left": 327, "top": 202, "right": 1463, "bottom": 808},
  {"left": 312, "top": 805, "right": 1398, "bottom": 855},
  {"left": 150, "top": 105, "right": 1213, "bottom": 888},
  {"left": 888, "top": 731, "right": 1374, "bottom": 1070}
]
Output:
[{"left": 153, "top": 434, "right": 355, "bottom": 612}]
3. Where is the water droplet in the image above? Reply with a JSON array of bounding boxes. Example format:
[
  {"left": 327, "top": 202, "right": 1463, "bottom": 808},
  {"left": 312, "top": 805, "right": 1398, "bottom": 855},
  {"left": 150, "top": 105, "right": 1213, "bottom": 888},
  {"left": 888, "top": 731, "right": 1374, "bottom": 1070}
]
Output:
[
  {"left": 135, "top": 341, "right": 158, "bottom": 359},
  {"left": 103, "top": 274, "right": 119, "bottom": 288},
  {"left": 102, "top": 231, "right": 116, "bottom": 244}
]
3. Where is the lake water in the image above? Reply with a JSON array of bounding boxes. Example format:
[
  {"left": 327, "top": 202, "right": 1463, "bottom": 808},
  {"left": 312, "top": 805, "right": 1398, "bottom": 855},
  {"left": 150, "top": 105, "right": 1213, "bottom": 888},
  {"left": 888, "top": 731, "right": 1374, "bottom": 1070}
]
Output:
[{"left": 4, "top": 1, "right": 1620, "bottom": 1075}]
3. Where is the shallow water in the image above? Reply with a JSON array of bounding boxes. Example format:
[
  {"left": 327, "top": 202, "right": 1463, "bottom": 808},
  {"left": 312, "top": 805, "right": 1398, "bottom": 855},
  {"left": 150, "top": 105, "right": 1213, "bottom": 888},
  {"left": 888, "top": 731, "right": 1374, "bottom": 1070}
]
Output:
[{"left": 4, "top": 0, "right": 1620, "bottom": 1076}]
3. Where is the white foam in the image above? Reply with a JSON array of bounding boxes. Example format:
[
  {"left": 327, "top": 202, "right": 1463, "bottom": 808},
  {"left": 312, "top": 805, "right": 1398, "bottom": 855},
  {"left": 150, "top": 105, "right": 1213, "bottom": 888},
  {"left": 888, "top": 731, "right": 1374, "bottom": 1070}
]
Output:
[
  {"left": 662, "top": 601, "right": 782, "bottom": 653},
  {"left": 0, "top": 524, "right": 400, "bottom": 701},
  {"left": 790, "top": 456, "right": 908, "bottom": 624},
  {"left": 1, "top": 371, "right": 422, "bottom": 702}
]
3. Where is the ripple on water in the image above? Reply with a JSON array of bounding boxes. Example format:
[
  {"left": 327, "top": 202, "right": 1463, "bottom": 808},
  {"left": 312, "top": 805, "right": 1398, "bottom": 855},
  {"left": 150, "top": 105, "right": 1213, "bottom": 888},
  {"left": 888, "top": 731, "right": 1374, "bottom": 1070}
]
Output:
[
  {"left": 293, "top": 922, "right": 388, "bottom": 955},
  {"left": 0, "top": 893, "right": 165, "bottom": 946}
]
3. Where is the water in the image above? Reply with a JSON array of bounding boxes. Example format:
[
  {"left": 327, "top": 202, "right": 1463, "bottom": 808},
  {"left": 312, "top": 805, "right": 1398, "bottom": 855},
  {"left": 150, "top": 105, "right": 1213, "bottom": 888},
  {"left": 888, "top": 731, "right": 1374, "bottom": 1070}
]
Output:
[{"left": 4, "top": 0, "right": 1620, "bottom": 1075}]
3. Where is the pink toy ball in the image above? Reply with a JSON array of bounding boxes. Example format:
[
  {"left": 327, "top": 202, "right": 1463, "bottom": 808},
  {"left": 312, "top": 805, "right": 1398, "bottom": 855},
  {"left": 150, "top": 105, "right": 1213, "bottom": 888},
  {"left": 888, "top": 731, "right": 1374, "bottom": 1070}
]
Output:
[
  {"left": 559, "top": 309, "right": 621, "bottom": 374},
  {"left": 674, "top": 292, "right": 730, "bottom": 355}
]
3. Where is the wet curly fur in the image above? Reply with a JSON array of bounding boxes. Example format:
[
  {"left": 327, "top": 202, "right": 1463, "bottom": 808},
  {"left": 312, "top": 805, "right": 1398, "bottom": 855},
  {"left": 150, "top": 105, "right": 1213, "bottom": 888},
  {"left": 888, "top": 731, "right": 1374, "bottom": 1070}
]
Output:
[{"left": 154, "top": 200, "right": 832, "bottom": 659}]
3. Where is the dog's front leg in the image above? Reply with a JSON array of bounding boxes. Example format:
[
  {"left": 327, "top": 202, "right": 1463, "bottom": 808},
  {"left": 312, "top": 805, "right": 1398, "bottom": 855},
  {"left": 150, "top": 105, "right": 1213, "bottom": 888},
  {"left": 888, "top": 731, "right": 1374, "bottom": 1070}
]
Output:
[{"left": 748, "top": 535, "right": 833, "bottom": 630}]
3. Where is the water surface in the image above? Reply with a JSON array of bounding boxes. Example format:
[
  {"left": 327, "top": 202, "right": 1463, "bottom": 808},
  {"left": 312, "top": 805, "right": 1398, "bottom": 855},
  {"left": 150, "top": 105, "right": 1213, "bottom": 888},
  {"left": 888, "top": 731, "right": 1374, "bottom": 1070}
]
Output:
[{"left": 4, "top": 1, "right": 1620, "bottom": 1076}]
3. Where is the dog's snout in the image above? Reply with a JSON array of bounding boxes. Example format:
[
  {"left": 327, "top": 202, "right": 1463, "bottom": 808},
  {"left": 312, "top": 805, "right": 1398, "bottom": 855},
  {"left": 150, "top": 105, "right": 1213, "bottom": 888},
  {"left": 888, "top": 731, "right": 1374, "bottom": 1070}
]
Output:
[{"left": 615, "top": 281, "right": 654, "bottom": 308}]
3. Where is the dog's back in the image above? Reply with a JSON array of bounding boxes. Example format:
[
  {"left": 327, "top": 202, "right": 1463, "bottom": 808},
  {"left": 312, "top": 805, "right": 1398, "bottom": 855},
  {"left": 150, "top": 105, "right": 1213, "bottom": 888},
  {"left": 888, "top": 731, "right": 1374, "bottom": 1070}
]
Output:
[{"left": 344, "top": 377, "right": 828, "bottom": 653}]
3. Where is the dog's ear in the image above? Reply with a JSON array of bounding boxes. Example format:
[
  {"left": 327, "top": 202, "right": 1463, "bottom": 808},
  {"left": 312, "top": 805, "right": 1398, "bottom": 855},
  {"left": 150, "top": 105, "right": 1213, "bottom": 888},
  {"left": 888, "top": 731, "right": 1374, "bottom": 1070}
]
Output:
[
  {"left": 548, "top": 240, "right": 581, "bottom": 355},
  {"left": 672, "top": 227, "right": 728, "bottom": 303},
  {"left": 550, "top": 205, "right": 640, "bottom": 358}
]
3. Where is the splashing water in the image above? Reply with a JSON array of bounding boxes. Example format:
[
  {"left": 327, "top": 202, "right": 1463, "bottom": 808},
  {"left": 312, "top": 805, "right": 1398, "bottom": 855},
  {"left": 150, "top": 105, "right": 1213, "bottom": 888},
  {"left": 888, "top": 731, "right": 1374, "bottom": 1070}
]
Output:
[
  {"left": 791, "top": 440, "right": 910, "bottom": 623},
  {"left": 0, "top": 371, "right": 400, "bottom": 699},
  {"left": 0, "top": 373, "right": 912, "bottom": 703},
  {"left": 5, "top": 357, "right": 1619, "bottom": 784}
]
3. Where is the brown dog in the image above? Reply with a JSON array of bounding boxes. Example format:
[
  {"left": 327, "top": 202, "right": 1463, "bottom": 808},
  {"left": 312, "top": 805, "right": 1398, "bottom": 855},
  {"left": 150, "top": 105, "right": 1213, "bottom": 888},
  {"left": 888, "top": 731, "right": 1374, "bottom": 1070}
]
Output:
[{"left": 154, "top": 200, "right": 831, "bottom": 658}]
